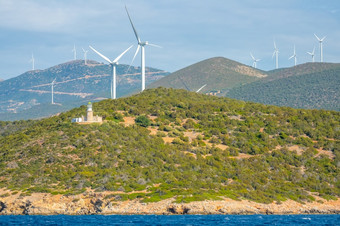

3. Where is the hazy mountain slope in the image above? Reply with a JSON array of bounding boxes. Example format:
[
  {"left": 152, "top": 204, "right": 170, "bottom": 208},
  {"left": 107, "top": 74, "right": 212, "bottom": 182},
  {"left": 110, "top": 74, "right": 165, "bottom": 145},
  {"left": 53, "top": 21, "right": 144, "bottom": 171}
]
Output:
[
  {"left": 0, "top": 88, "right": 339, "bottom": 204},
  {"left": 0, "top": 60, "right": 169, "bottom": 120},
  {"left": 148, "top": 57, "right": 266, "bottom": 94},
  {"left": 227, "top": 64, "right": 340, "bottom": 111},
  {"left": 266, "top": 62, "right": 340, "bottom": 81}
]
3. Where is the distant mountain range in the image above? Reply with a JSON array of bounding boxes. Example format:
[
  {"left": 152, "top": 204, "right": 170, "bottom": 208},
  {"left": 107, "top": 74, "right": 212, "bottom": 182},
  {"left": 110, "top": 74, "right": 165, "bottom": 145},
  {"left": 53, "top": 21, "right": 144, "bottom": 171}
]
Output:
[
  {"left": 0, "top": 60, "right": 169, "bottom": 120},
  {"left": 149, "top": 57, "right": 266, "bottom": 93},
  {"left": 1, "top": 57, "right": 339, "bottom": 121},
  {"left": 150, "top": 57, "right": 340, "bottom": 111}
]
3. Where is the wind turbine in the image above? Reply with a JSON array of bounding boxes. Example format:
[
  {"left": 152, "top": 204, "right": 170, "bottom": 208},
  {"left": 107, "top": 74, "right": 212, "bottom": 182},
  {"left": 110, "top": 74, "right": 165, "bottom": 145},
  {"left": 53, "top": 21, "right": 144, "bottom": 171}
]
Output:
[
  {"left": 125, "top": 5, "right": 161, "bottom": 92},
  {"left": 51, "top": 78, "right": 56, "bottom": 104},
  {"left": 196, "top": 84, "right": 207, "bottom": 93},
  {"left": 307, "top": 46, "right": 315, "bottom": 63},
  {"left": 72, "top": 44, "right": 77, "bottom": 60},
  {"left": 289, "top": 45, "right": 297, "bottom": 66},
  {"left": 272, "top": 41, "right": 279, "bottom": 69},
  {"left": 250, "top": 52, "right": 260, "bottom": 69},
  {"left": 29, "top": 53, "right": 35, "bottom": 70},
  {"left": 314, "top": 34, "right": 326, "bottom": 62},
  {"left": 82, "top": 48, "right": 88, "bottom": 65},
  {"left": 89, "top": 45, "right": 133, "bottom": 99}
]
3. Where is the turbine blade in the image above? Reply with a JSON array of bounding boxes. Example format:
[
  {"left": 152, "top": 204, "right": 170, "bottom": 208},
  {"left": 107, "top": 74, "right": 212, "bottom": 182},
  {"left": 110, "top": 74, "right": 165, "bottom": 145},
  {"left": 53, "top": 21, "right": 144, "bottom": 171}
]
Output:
[
  {"left": 250, "top": 53, "right": 255, "bottom": 60},
  {"left": 289, "top": 55, "right": 294, "bottom": 60},
  {"left": 126, "top": 45, "right": 140, "bottom": 74},
  {"left": 321, "top": 36, "right": 326, "bottom": 41},
  {"left": 113, "top": 45, "right": 133, "bottom": 63},
  {"left": 272, "top": 51, "right": 276, "bottom": 58},
  {"left": 125, "top": 6, "right": 141, "bottom": 43},
  {"left": 147, "top": 43, "right": 162, "bottom": 48},
  {"left": 274, "top": 41, "right": 277, "bottom": 49},
  {"left": 89, "top": 45, "right": 112, "bottom": 64},
  {"left": 314, "top": 33, "right": 321, "bottom": 41},
  {"left": 196, "top": 84, "right": 207, "bottom": 93}
]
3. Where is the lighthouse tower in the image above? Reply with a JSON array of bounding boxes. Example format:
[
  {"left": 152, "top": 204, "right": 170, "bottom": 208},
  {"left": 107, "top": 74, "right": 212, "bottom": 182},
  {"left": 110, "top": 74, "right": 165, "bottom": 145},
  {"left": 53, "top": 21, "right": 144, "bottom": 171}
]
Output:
[{"left": 87, "top": 102, "right": 93, "bottom": 122}]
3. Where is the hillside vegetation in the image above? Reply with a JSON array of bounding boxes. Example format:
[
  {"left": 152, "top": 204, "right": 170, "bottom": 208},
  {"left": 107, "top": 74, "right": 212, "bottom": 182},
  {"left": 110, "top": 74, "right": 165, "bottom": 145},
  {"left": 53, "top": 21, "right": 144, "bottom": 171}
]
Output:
[
  {"left": 227, "top": 64, "right": 340, "bottom": 111},
  {"left": 0, "top": 88, "right": 339, "bottom": 204},
  {"left": 149, "top": 57, "right": 265, "bottom": 93},
  {"left": 150, "top": 58, "right": 339, "bottom": 111}
]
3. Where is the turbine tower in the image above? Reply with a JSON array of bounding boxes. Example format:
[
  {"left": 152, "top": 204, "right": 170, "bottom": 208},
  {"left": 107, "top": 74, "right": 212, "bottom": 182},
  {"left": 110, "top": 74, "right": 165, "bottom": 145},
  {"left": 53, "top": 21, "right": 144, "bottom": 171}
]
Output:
[
  {"left": 307, "top": 46, "right": 315, "bottom": 63},
  {"left": 272, "top": 41, "right": 279, "bottom": 69},
  {"left": 82, "top": 48, "right": 88, "bottom": 65},
  {"left": 89, "top": 45, "right": 133, "bottom": 99},
  {"left": 250, "top": 52, "right": 260, "bottom": 69},
  {"left": 314, "top": 34, "right": 326, "bottom": 62},
  {"left": 72, "top": 44, "right": 77, "bottom": 60},
  {"left": 289, "top": 45, "right": 297, "bottom": 66},
  {"left": 30, "top": 53, "right": 35, "bottom": 70},
  {"left": 125, "top": 5, "right": 161, "bottom": 92},
  {"left": 51, "top": 78, "right": 56, "bottom": 104}
]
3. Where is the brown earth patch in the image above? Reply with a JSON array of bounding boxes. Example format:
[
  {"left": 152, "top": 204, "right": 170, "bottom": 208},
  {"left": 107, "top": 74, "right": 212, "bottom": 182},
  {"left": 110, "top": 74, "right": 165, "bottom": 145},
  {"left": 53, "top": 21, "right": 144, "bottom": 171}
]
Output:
[
  {"left": 162, "top": 137, "right": 175, "bottom": 143},
  {"left": 287, "top": 145, "right": 305, "bottom": 155},
  {"left": 122, "top": 117, "right": 135, "bottom": 126},
  {"left": 315, "top": 148, "right": 335, "bottom": 159},
  {"left": 229, "top": 153, "right": 256, "bottom": 159}
]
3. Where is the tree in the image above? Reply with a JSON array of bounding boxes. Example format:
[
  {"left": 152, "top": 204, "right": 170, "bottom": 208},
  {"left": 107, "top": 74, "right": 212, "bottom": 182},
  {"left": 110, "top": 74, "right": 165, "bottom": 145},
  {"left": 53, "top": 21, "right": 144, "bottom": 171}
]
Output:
[{"left": 135, "top": 115, "right": 151, "bottom": 127}]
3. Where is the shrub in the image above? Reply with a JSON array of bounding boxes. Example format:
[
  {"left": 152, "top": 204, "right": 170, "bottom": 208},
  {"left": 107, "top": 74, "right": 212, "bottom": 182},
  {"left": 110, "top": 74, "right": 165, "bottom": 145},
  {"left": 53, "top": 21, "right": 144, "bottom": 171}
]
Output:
[{"left": 135, "top": 115, "right": 151, "bottom": 127}]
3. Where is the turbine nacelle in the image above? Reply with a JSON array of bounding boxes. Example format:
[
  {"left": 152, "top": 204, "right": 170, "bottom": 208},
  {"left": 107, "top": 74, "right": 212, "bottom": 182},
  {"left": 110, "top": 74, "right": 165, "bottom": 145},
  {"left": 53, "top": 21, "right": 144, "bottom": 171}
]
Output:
[
  {"left": 89, "top": 45, "right": 133, "bottom": 99},
  {"left": 125, "top": 5, "right": 161, "bottom": 91},
  {"left": 314, "top": 34, "right": 326, "bottom": 42}
]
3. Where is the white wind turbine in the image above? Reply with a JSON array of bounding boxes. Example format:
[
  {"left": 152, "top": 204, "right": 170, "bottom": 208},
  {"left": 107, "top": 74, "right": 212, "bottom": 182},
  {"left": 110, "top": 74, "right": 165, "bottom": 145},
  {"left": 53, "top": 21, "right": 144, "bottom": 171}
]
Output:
[
  {"left": 289, "top": 45, "right": 297, "bottom": 66},
  {"left": 82, "top": 48, "right": 88, "bottom": 65},
  {"left": 250, "top": 52, "right": 260, "bottom": 69},
  {"left": 314, "top": 34, "right": 326, "bottom": 62},
  {"left": 89, "top": 45, "right": 133, "bottom": 99},
  {"left": 72, "top": 44, "right": 77, "bottom": 60},
  {"left": 196, "top": 84, "right": 207, "bottom": 93},
  {"left": 272, "top": 41, "right": 279, "bottom": 69},
  {"left": 307, "top": 46, "right": 315, "bottom": 63},
  {"left": 30, "top": 53, "right": 35, "bottom": 70},
  {"left": 125, "top": 5, "right": 161, "bottom": 92},
  {"left": 51, "top": 78, "right": 56, "bottom": 104}
]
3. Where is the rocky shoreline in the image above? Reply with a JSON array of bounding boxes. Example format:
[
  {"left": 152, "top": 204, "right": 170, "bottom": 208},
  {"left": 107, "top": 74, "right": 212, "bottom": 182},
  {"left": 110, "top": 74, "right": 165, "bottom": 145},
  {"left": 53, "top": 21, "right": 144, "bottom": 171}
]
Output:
[{"left": 0, "top": 191, "right": 339, "bottom": 215}]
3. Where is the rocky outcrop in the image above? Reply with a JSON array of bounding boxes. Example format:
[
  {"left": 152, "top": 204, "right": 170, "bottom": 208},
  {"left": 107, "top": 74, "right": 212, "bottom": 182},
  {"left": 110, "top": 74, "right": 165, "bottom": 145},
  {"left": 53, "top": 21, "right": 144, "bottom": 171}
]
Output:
[{"left": 0, "top": 191, "right": 339, "bottom": 215}]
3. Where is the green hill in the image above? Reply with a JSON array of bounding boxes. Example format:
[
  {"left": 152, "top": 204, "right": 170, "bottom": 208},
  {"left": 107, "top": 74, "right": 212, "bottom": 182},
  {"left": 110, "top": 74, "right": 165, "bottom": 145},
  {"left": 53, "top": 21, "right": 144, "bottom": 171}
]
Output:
[
  {"left": 148, "top": 57, "right": 266, "bottom": 94},
  {"left": 227, "top": 63, "right": 340, "bottom": 111},
  {"left": 0, "top": 60, "right": 169, "bottom": 121},
  {"left": 149, "top": 58, "right": 339, "bottom": 111},
  {"left": 1, "top": 88, "right": 339, "bottom": 204}
]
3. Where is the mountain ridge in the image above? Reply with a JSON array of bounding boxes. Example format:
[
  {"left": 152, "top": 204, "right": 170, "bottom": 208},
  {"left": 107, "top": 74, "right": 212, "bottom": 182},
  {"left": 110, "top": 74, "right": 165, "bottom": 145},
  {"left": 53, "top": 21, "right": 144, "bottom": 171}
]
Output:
[
  {"left": 0, "top": 60, "right": 169, "bottom": 120},
  {"left": 149, "top": 57, "right": 339, "bottom": 111},
  {"left": 148, "top": 57, "right": 266, "bottom": 93}
]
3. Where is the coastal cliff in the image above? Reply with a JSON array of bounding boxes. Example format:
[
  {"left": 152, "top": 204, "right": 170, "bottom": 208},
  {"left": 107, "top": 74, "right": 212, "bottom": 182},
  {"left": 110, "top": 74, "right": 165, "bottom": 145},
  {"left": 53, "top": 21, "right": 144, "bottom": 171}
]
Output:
[{"left": 1, "top": 191, "right": 339, "bottom": 215}]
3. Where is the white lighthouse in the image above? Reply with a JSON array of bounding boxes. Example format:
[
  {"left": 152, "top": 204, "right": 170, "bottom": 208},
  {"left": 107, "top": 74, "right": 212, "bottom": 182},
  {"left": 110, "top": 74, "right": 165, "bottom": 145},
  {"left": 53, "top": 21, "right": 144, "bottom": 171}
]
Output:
[
  {"left": 72, "top": 102, "right": 102, "bottom": 124},
  {"left": 87, "top": 102, "right": 93, "bottom": 122}
]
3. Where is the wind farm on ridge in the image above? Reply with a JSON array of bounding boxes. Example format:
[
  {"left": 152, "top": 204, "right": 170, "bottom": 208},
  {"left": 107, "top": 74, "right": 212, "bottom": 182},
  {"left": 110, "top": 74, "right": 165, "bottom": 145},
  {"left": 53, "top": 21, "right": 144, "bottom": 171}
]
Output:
[{"left": 0, "top": 2, "right": 338, "bottom": 121}]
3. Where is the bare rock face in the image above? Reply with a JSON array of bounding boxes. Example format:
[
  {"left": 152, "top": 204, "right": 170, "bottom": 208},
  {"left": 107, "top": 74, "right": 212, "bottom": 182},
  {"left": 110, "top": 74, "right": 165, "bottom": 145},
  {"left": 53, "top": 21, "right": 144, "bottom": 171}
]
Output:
[
  {"left": 0, "top": 191, "right": 340, "bottom": 215},
  {"left": 167, "top": 204, "right": 190, "bottom": 214}
]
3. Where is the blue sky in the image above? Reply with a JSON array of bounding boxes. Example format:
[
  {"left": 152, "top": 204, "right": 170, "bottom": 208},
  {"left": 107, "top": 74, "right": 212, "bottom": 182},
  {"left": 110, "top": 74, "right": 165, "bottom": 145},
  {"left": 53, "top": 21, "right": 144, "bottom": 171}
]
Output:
[{"left": 1, "top": 0, "right": 340, "bottom": 80}]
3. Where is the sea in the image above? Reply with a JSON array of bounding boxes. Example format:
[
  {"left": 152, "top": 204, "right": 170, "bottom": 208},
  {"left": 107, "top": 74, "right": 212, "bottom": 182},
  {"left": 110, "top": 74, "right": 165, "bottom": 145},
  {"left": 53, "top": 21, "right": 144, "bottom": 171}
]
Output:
[{"left": 0, "top": 215, "right": 339, "bottom": 226}]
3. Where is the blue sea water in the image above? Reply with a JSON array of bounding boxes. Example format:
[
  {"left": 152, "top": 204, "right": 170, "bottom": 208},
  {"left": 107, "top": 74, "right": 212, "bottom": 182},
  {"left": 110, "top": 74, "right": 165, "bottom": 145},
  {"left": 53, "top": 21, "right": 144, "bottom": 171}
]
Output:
[{"left": 0, "top": 215, "right": 339, "bottom": 225}]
